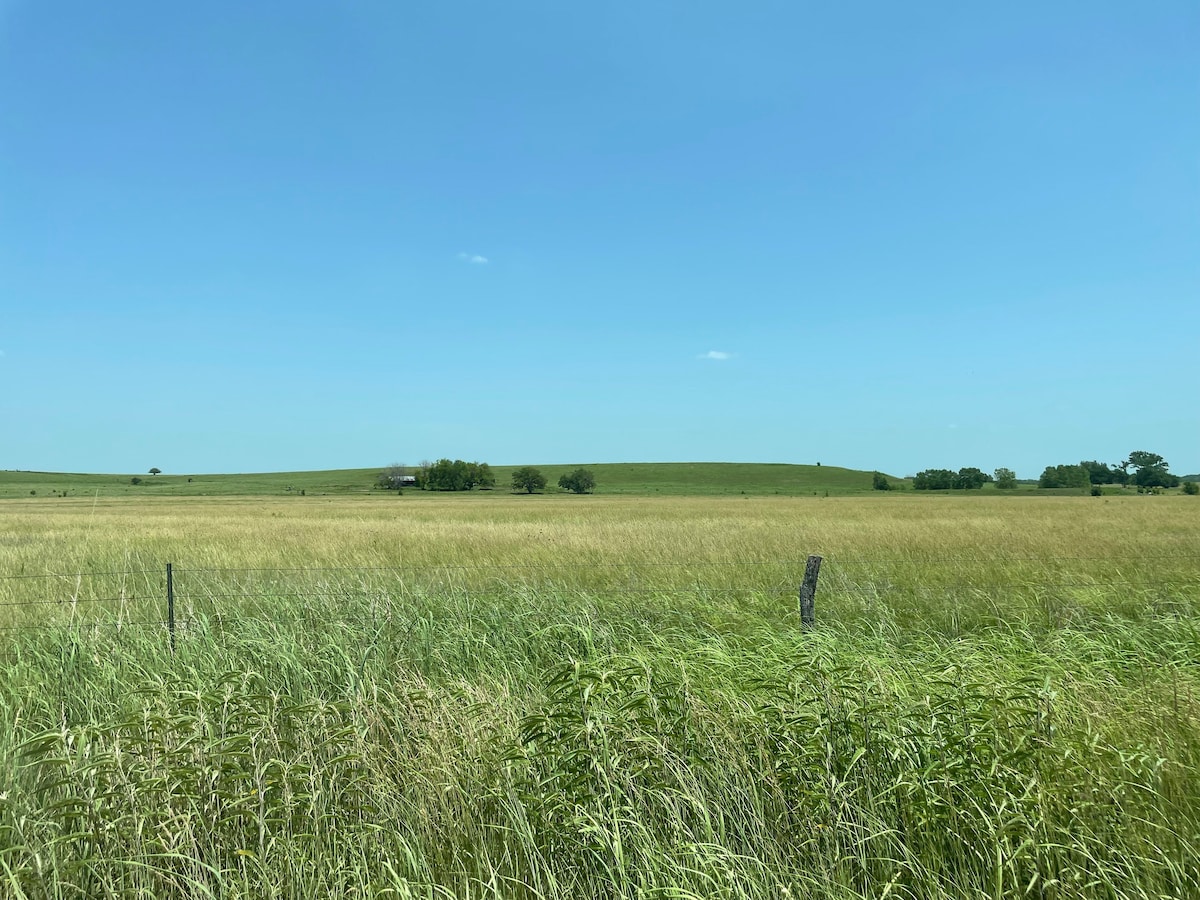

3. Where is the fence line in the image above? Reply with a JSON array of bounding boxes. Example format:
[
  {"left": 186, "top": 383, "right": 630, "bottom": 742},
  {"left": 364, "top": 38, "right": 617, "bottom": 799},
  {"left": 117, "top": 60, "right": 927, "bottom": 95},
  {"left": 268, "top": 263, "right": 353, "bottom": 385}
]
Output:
[
  {"left": 2, "top": 557, "right": 1199, "bottom": 653},
  {"left": 3, "top": 553, "right": 1200, "bottom": 582}
]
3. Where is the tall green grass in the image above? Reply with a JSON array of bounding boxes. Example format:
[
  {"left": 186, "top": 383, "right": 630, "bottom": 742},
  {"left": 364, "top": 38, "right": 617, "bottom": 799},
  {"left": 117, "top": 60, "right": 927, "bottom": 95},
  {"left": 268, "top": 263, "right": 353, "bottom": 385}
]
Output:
[{"left": 1, "top": 494, "right": 1198, "bottom": 898}]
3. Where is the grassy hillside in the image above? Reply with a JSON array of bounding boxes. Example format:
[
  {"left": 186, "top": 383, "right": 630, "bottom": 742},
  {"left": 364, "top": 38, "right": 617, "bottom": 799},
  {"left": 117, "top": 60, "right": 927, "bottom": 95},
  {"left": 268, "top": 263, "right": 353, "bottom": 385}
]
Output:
[{"left": 0, "top": 462, "right": 901, "bottom": 499}]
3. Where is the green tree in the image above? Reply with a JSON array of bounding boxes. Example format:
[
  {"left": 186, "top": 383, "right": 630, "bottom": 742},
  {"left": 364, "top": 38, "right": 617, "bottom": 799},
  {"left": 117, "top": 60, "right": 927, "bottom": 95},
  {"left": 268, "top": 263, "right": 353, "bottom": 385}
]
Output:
[
  {"left": 913, "top": 469, "right": 955, "bottom": 490},
  {"left": 954, "top": 467, "right": 990, "bottom": 490},
  {"left": 473, "top": 462, "right": 496, "bottom": 490},
  {"left": 1079, "top": 460, "right": 1116, "bottom": 484},
  {"left": 1183, "top": 481, "right": 1199, "bottom": 495},
  {"left": 148, "top": 467, "right": 162, "bottom": 475},
  {"left": 1039, "top": 464, "right": 1090, "bottom": 489},
  {"left": 1124, "top": 450, "right": 1176, "bottom": 488},
  {"left": 1126, "top": 450, "right": 1167, "bottom": 471},
  {"left": 419, "top": 459, "right": 495, "bottom": 491},
  {"left": 1134, "top": 465, "right": 1178, "bottom": 489},
  {"left": 558, "top": 468, "right": 596, "bottom": 494},
  {"left": 871, "top": 472, "right": 892, "bottom": 491},
  {"left": 511, "top": 466, "right": 547, "bottom": 494},
  {"left": 993, "top": 468, "right": 1018, "bottom": 490}
]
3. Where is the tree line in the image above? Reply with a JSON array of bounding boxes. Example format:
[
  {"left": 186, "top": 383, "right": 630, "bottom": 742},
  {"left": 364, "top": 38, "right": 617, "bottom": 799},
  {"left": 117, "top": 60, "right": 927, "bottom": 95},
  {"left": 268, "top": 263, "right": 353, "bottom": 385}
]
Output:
[
  {"left": 905, "top": 450, "right": 1192, "bottom": 493},
  {"left": 376, "top": 461, "right": 596, "bottom": 494},
  {"left": 1038, "top": 451, "right": 1180, "bottom": 490}
]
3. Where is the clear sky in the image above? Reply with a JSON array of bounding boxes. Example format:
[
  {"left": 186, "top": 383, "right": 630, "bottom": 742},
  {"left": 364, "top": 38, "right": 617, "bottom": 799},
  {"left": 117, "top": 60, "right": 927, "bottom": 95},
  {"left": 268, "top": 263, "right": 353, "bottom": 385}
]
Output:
[{"left": 2, "top": 2, "right": 1197, "bottom": 478}]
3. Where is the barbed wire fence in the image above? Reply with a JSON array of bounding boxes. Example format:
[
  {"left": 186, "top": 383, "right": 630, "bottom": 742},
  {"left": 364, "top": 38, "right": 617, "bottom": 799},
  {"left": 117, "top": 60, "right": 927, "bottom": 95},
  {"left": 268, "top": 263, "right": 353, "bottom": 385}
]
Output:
[{"left": 1, "top": 556, "right": 1199, "bottom": 660}]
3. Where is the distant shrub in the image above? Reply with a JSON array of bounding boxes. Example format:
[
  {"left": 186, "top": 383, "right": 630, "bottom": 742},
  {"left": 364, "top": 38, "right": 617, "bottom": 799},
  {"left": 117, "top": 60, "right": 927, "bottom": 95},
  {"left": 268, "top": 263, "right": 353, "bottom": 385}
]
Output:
[
  {"left": 1091, "top": 486, "right": 1103, "bottom": 497},
  {"left": 872, "top": 472, "right": 892, "bottom": 491},
  {"left": 130, "top": 477, "right": 142, "bottom": 486},
  {"left": 1183, "top": 481, "right": 1199, "bottom": 495}
]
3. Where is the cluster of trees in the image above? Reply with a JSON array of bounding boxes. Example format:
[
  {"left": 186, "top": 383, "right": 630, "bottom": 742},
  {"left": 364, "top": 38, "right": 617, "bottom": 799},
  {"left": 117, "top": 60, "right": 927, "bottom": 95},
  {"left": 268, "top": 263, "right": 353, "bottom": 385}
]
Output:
[
  {"left": 379, "top": 461, "right": 598, "bottom": 495},
  {"left": 913, "top": 467, "right": 993, "bottom": 490},
  {"left": 1040, "top": 451, "right": 1180, "bottom": 490},
  {"left": 419, "top": 459, "right": 495, "bottom": 491},
  {"left": 558, "top": 468, "right": 596, "bottom": 494},
  {"left": 909, "top": 451, "right": 1189, "bottom": 494},
  {"left": 511, "top": 466, "right": 597, "bottom": 494},
  {"left": 377, "top": 460, "right": 496, "bottom": 492}
]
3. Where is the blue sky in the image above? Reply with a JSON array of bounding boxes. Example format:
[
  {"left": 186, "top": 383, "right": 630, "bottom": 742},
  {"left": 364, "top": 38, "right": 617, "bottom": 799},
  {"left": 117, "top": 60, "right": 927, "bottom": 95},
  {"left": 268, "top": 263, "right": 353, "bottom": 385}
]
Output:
[{"left": 2, "top": 1, "right": 1197, "bottom": 478}]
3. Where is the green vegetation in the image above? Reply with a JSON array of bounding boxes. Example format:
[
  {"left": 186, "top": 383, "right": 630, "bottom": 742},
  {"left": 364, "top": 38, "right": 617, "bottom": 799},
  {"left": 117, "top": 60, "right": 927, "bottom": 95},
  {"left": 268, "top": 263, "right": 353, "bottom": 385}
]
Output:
[
  {"left": 557, "top": 467, "right": 596, "bottom": 494},
  {"left": 1039, "top": 463, "right": 1091, "bottom": 489},
  {"left": 912, "top": 467, "right": 992, "bottom": 490},
  {"left": 417, "top": 458, "right": 496, "bottom": 491},
  {"left": 871, "top": 471, "right": 892, "bottom": 491},
  {"left": 993, "top": 467, "right": 1018, "bottom": 490},
  {"left": 1127, "top": 450, "right": 1179, "bottom": 489},
  {"left": 0, "top": 494, "right": 1197, "bottom": 898},
  {"left": 510, "top": 465, "right": 547, "bottom": 493},
  {"left": 1041, "top": 451, "right": 1181, "bottom": 491},
  {"left": 0, "top": 462, "right": 902, "bottom": 499}
]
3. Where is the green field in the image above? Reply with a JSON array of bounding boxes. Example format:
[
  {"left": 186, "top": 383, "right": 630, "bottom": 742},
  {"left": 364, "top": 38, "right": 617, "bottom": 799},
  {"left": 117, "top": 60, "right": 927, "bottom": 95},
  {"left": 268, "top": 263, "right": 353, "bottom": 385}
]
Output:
[
  {"left": 1, "top": 485, "right": 1198, "bottom": 898},
  {"left": 1, "top": 461, "right": 903, "bottom": 499}
]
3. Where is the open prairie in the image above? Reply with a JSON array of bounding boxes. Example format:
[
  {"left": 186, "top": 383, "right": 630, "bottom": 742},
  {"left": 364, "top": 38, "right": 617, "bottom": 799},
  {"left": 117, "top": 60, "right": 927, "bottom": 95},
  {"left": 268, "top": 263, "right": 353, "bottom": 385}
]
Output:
[{"left": 2, "top": 491, "right": 1199, "bottom": 898}]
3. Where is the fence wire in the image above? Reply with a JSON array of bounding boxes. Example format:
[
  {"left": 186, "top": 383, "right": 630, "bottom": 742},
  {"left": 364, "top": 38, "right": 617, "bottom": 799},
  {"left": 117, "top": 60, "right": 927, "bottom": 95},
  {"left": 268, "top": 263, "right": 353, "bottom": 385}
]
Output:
[{"left": 1, "top": 558, "right": 1198, "bottom": 649}]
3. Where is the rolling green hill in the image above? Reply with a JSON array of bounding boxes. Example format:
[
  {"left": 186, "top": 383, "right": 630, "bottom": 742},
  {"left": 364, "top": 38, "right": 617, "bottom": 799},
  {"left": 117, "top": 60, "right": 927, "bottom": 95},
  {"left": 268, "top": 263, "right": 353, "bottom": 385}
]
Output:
[{"left": 0, "top": 462, "right": 902, "bottom": 499}]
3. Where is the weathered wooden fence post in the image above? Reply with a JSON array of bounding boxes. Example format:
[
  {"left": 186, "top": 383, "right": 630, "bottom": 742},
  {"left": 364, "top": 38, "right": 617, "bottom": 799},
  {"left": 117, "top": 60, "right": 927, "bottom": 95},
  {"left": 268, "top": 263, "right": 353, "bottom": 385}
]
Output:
[
  {"left": 799, "top": 554, "right": 822, "bottom": 629},
  {"left": 166, "top": 563, "right": 176, "bottom": 655}
]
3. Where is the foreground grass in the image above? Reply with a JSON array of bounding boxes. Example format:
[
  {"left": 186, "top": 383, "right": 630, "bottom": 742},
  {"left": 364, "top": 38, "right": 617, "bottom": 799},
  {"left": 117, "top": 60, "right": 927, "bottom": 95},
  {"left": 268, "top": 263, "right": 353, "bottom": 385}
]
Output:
[{"left": 1, "top": 494, "right": 1198, "bottom": 898}]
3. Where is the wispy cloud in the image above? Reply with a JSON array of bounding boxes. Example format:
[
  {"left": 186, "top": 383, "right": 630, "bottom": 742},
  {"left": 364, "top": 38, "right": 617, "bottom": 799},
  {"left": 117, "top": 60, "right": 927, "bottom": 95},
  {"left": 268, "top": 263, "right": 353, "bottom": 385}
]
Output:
[
  {"left": 457, "top": 252, "right": 489, "bottom": 264},
  {"left": 699, "top": 350, "right": 732, "bottom": 361}
]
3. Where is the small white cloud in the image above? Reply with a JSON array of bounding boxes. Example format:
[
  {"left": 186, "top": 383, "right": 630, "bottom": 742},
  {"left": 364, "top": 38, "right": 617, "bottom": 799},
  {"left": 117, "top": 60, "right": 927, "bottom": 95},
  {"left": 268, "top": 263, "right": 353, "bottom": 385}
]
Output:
[
  {"left": 457, "top": 252, "right": 489, "bottom": 264},
  {"left": 699, "top": 350, "right": 732, "bottom": 361}
]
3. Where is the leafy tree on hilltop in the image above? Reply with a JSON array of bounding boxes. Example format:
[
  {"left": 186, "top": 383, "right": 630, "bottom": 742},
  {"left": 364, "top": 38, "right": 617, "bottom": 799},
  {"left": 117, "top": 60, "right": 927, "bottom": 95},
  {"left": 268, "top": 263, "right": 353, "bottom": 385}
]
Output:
[
  {"left": 558, "top": 468, "right": 596, "bottom": 494},
  {"left": 511, "top": 466, "right": 547, "bottom": 494},
  {"left": 149, "top": 467, "right": 161, "bottom": 475}
]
